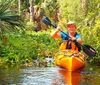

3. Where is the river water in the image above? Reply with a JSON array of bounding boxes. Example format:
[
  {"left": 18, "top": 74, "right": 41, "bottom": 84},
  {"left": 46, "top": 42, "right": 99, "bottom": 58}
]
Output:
[{"left": 0, "top": 64, "right": 100, "bottom": 85}]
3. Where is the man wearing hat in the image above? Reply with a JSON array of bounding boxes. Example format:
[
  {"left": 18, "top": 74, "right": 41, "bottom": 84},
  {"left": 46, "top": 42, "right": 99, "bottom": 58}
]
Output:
[{"left": 51, "top": 21, "right": 82, "bottom": 51}]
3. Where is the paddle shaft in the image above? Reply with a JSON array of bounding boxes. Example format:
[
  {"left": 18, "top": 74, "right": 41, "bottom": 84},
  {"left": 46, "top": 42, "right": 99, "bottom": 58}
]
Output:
[
  {"left": 57, "top": 27, "right": 96, "bottom": 57},
  {"left": 58, "top": 28, "right": 96, "bottom": 57},
  {"left": 42, "top": 17, "right": 96, "bottom": 57}
]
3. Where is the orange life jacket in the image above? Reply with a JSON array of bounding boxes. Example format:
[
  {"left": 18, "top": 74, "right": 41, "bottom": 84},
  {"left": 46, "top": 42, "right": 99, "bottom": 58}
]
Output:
[{"left": 59, "top": 41, "right": 79, "bottom": 52}]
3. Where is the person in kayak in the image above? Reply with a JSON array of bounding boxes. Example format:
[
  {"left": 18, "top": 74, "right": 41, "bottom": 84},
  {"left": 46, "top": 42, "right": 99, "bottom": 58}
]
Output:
[{"left": 51, "top": 21, "right": 82, "bottom": 51}]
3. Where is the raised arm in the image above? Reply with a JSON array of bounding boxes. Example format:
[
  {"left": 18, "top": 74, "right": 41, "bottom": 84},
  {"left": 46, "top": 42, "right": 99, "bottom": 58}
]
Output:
[{"left": 51, "top": 27, "right": 61, "bottom": 39}]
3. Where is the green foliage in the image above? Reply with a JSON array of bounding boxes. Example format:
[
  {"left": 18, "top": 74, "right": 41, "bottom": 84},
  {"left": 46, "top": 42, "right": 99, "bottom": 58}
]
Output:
[
  {"left": 91, "top": 19, "right": 100, "bottom": 58},
  {"left": 82, "top": 0, "right": 100, "bottom": 26},
  {"left": 80, "top": 18, "right": 100, "bottom": 63},
  {"left": 41, "top": 0, "right": 59, "bottom": 17},
  {"left": 26, "top": 22, "right": 36, "bottom": 31},
  {"left": 0, "top": 0, "right": 24, "bottom": 34},
  {"left": 59, "top": 0, "right": 82, "bottom": 21},
  {"left": 0, "top": 30, "right": 60, "bottom": 65}
]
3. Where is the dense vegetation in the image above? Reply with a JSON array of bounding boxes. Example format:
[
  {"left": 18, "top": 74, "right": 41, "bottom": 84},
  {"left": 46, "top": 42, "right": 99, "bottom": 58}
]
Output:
[
  {"left": 0, "top": 30, "right": 60, "bottom": 65},
  {"left": 0, "top": 0, "right": 100, "bottom": 65}
]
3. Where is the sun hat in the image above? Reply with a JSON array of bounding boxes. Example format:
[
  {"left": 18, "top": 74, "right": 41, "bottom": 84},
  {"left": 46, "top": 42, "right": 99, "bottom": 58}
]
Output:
[{"left": 66, "top": 21, "right": 76, "bottom": 27}]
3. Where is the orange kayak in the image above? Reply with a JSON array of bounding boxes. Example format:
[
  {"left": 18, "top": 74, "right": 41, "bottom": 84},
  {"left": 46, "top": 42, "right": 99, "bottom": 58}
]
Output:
[{"left": 54, "top": 50, "right": 86, "bottom": 71}]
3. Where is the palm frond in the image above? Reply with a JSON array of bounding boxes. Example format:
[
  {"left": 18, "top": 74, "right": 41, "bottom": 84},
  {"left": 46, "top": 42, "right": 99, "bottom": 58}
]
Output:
[
  {"left": 0, "top": 0, "right": 13, "bottom": 14},
  {"left": 0, "top": 0, "right": 24, "bottom": 32}
]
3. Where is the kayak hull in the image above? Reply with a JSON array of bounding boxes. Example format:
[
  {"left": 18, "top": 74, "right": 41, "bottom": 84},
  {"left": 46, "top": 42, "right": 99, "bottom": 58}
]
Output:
[{"left": 54, "top": 50, "right": 86, "bottom": 71}]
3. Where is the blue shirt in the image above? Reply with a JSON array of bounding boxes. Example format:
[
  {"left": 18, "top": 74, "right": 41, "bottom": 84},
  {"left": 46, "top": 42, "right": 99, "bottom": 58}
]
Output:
[{"left": 60, "top": 32, "right": 82, "bottom": 40}]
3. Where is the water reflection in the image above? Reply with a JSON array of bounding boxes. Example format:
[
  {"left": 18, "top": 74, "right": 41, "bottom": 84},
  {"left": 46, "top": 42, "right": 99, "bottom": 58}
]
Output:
[
  {"left": 0, "top": 65, "right": 21, "bottom": 85},
  {"left": 58, "top": 69, "right": 82, "bottom": 85},
  {"left": 0, "top": 65, "right": 100, "bottom": 85}
]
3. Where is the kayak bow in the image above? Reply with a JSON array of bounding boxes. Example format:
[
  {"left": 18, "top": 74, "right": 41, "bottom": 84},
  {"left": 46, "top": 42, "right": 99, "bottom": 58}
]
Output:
[{"left": 54, "top": 50, "right": 86, "bottom": 71}]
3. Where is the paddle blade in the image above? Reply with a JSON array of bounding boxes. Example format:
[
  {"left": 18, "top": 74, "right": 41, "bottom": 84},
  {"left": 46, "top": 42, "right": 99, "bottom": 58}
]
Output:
[
  {"left": 83, "top": 45, "right": 96, "bottom": 57},
  {"left": 42, "top": 17, "right": 57, "bottom": 28},
  {"left": 75, "top": 42, "right": 96, "bottom": 57},
  {"left": 42, "top": 17, "right": 51, "bottom": 25}
]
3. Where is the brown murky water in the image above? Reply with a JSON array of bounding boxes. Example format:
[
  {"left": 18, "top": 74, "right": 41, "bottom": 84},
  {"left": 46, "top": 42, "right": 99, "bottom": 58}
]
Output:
[{"left": 0, "top": 64, "right": 100, "bottom": 85}]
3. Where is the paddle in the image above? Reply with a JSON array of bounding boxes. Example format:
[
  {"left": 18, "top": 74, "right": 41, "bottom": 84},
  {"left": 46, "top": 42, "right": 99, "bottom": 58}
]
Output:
[{"left": 42, "top": 17, "right": 96, "bottom": 57}]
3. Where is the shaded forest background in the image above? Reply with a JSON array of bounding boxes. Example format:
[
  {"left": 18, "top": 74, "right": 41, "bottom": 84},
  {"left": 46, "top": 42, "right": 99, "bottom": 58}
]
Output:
[{"left": 0, "top": 0, "right": 100, "bottom": 65}]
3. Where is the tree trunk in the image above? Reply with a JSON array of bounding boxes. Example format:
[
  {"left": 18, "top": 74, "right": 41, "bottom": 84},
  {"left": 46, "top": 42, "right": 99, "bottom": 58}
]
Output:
[
  {"left": 81, "top": 0, "right": 87, "bottom": 16},
  {"left": 18, "top": 0, "right": 21, "bottom": 15},
  {"left": 30, "top": 0, "right": 34, "bottom": 22},
  {"left": 81, "top": 0, "right": 86, "bottom": 9}
]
